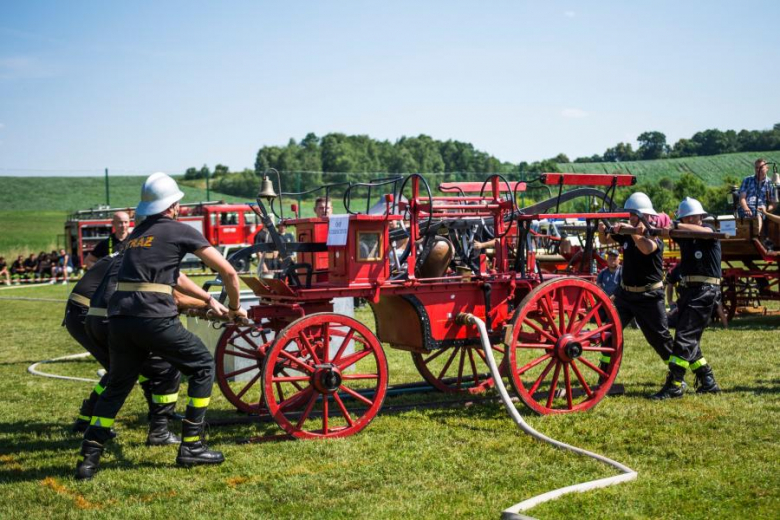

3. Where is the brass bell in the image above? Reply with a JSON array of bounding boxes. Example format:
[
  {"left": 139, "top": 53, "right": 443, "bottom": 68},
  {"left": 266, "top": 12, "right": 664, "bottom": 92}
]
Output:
[{"left": 258, "top": 175, "right": 278, "bottom": 200}]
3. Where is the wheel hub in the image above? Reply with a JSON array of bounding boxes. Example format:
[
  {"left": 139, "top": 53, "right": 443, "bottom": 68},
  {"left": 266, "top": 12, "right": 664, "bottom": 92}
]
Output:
[
  {"left": 555, "top": 334, "right": 582, "bottom": 361},
  {"left": 313, "top": 364, "right": 342, "bottom": 393}
]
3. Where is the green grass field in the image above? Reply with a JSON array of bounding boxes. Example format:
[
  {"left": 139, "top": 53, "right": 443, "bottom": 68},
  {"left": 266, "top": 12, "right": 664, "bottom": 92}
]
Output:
[
  {"left": 557, "top": 151, "right": 780, "bottom": 185},
  {"left": 0, "top": 283, "right": 777, "bottom": 519}
]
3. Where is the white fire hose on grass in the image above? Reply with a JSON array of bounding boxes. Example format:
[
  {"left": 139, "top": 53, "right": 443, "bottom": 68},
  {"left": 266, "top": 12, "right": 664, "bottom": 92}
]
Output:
[{"left": 457, "top": 313, "right": 637, "bottom": 520}]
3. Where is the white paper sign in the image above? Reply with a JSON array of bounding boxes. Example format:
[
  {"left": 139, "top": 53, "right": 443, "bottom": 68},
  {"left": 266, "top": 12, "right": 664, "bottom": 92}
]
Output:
[
  {"left": 719, "top": 220, "right": 736, "bottom": 236},
  {"left": 326, "top": 214, "right": 350, "bottom": 246}
]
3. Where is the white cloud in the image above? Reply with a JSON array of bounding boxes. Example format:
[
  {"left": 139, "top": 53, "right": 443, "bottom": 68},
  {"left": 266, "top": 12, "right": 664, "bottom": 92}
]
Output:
[
  {"left": 564, "top": 11, "right": 576, "bottom": 18},
  {"left": 561, "top": 108, "right": 588, "bottom": 119}
]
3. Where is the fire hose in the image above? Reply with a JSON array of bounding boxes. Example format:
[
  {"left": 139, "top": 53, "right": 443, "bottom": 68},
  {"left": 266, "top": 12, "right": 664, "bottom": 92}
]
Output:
[{"left": 456, "top": 313, "right": 637, "bottom": 520}]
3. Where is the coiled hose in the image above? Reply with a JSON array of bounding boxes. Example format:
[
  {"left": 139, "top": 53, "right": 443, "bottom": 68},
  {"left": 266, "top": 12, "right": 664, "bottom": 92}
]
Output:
[{"left": 457, "top": 313, "right": 637, "bottom": 520}]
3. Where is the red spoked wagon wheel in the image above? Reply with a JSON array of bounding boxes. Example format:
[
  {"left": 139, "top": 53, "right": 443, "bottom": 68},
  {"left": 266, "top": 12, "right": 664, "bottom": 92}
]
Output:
[
  {"left": 262, "top": 313, "right": 388, "bottom": 439},
  {"left": 215, "top": 323, "right": 274, "bottom": 414},
  {"left": 411, "top": 343, "right": 503, "bottom": 394},
  {"left": 506, "top": 277, "right": 622, "bottom": 415}
]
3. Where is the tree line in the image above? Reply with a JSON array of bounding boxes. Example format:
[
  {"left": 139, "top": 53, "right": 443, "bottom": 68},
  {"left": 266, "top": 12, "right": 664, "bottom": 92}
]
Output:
[
  {"left": 182, "top": 124, "right": 779, "bottom": 206},
  {"left": 574, "top": 123, "right": 780, "bottom": 163}
]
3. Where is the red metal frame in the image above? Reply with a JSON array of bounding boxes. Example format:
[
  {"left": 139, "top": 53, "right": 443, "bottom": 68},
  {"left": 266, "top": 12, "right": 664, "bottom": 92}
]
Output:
[{"left": 539, "top": 173, "right": 637, "bottom": 187}]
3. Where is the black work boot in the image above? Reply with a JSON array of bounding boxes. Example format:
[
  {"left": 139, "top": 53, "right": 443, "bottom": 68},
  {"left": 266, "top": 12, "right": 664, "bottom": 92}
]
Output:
[
  {"left": 176, "top": 420, "right": 224, "bottom": 466},
  {"left": 146, "top": 416, "right": 181, "bottom": 446},
  {"left": 694, "top": 365, "right": 722, "bottom": 394},
  {"left": 649, "top": 366, "right": 686, "bottom": 400},
  {"left": 75, "top": 440, "right": 104, "bottom": 480}
]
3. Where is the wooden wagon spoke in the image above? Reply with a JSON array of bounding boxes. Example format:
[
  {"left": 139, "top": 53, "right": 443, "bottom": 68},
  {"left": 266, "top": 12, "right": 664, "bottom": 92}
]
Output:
[
  {"left": 332, "top": 393, "right": 355, "bottom": 427},
  {"left": 337, "top": 348, "right": 373, "bottom": 371},
  {"left": 545, "top": 362, "right": 562, "bottom": 409},
  {"left": 338, "top": 384, "right": 374, "bottom": 406},
  {"left": 278, "top": 349, "right": 315, "bottom": 373},
  {"left": 295, "top": 392, "right": 318, "bottom": 429},
  {"left": 528, "top": 358, "right": 556, "bottom": 396},
  {"left": 235, "top": 372, "right": 262, "bottom": 400},
  {"left": 570, "top": 360, "right": 593, "bottom": 398},
  {"left": 563, "top": 363, "right": 574, "bottom": 410},
  {"left": 516, "top": 353, "right": 552, "bottom": 376},
  {"left": 436, "top": 346, "right": 461, "bottom": 381}
]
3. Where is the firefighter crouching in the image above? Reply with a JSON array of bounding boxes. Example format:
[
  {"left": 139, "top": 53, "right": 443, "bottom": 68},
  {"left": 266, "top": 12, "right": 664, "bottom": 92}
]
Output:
[
  {"left": 67, "top": 252, "right": 181, "bottom": 446},
  {"left": 597, "top": 193, "right": 675, "bottom": 394},
  {"left": 652, "top": 197, "right": 721, "bottom": 399},
  {"left": 76, "top": 172, "right": 246, "bottom": 480}
]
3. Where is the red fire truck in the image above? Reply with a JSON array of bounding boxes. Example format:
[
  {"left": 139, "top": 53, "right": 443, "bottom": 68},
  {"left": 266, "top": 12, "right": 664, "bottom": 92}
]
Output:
[{"left": 64, "top": 202, "right": 263, "bottom": 269}]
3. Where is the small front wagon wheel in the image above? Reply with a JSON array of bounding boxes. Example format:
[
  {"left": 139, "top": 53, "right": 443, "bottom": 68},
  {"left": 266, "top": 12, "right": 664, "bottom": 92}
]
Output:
[
  {"left": 215, "top": 323, "right": 273, "bottom": 414},
  {"left": 506, "top": 277, "right": 623, "bottom": 414},
  {"left": 262, "top": 313, "right": 389, "bottom": 439}
]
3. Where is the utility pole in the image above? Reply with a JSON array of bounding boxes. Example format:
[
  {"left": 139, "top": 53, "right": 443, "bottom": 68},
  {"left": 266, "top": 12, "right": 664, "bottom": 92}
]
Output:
[
  {"left": 105, "top": 168, "right": 110, "bottom": 206},
  {"left": 206, "top": 169, "right": 210, "bottom": 201}
]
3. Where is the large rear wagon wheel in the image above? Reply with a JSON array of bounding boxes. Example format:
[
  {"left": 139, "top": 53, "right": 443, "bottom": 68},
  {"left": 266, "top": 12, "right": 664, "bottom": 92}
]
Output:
[
  {"left": 506, "top": 277, "right": 622, "bottom": 415},
  {"left": 215, "top": 324, "right": 274, "bottom": 414},
  {"left": 262, "top": 313, "right": 388, "bottom": 439}
]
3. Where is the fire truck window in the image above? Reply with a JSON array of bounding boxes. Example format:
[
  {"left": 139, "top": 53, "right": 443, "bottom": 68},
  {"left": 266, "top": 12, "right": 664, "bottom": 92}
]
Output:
[
  {"left": 357, "top": 232, "right": 382, "bottom": 261},
  {"left": 210, "top": 214, "right": 217, "bottom": 227},
  {"left": 244, "top": 212, "right": 258, "bottom": 225},
  {"left": 221, "top": 212, "right": 239, "bottom": 226}
]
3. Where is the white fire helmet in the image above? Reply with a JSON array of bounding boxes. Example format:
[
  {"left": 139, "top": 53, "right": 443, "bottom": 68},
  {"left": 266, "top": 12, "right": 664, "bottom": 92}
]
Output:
[
  {"left": 136, "top": 172, "right": 185, "bottom": 216},
  {"left": 623, "top": 192, "right": 657, "bottom": 216},
  {"left": 677, "top": 197, "right": 707, "bottom": 219}
]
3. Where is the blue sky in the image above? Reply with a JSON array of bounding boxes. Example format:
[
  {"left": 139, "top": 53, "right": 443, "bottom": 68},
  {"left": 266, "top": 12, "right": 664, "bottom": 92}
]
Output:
[{"left": 1, "top": 1, "right": 779, "bottom": 175}]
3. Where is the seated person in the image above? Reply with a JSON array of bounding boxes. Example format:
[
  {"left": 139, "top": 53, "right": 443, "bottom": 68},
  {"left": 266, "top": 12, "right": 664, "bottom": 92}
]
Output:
[
  {"left": 36, "top": 253, "right": 53, "bottom": 281},
  {"left": 0, "top": 256, "right": 10, "bottom": 286},
  {"left": 10, "top": 255, "right": 25, "bottom": 283},
  {"left": 23, "top": 254, "right": 38, "bottom": 280},
  {"left": 51, "top": 249, "right": 73, "bottom": 284}
]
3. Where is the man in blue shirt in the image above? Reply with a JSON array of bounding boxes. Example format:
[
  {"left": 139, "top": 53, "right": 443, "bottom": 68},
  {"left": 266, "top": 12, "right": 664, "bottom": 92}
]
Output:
[
  {"left": 738, "top": 158, "right": 775, "bottom": 219},
  {"left": 596, "top": 249, "right": 622, "bottom": 298}
]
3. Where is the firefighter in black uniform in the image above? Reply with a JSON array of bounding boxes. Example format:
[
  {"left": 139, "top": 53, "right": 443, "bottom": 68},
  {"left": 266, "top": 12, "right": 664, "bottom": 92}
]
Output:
[
  {"left": 76, "top": 172, "right": 245, "bottom": 480},
  {"left": 64, "top": 254, "right": 119, "bottom": 430},
  {"left": 598, "top": 192, "right": 675, "bottom": 393},
  {"left": 81, "top": 248, "right": 190, "bottom": 445},
  {"left": 651, "top": 197, "right": 722, "bottom": 399},
  {"left": 84, "top": 211, "right": 131, "bottom": 269}
]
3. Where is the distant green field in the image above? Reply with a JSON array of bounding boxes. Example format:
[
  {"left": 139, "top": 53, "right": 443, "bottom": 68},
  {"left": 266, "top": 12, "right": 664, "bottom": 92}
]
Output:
[
  {"left": 0, "top": 176, "right": 245, "bottom": 256},
  {"left": 0, "top": 176, "right": 351, "bottom": 256},
  {"left": 0, "top": 176, "right": 244, "bottom": 212},
  {"left": 0, "top": 211, "right": 66, "bottom": 257},
  {"left": 557, "top": 151, "right": 780, "bottom": 185}
]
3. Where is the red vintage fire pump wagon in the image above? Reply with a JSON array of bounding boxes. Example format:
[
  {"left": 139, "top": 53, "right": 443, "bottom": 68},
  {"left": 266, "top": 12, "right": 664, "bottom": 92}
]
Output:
[{"left": 203, "top": 171, "right": 640, "bottom": 440}]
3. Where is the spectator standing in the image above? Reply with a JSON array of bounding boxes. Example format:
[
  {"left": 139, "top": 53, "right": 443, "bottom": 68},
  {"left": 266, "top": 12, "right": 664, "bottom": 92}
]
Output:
[
  {"left": 0, "top": 256, "right": 10, "bottom": 286},
  {"left": 84, "top": 211, "right": 131, "bottom": 269}
]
